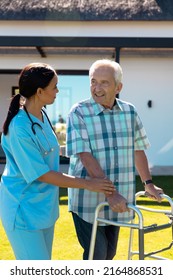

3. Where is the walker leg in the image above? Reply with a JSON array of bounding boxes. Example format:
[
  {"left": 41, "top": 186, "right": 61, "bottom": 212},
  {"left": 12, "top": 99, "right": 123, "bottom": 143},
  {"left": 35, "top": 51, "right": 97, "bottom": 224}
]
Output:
[
  {"left": 139, "top": 228, "right": 145, "bottom": 260},
  {"left": 128, "top": 226, "right": 134, "bottom": 260},
  {"left": 88, "top": 218, "right": 99, "bottom": 260}
]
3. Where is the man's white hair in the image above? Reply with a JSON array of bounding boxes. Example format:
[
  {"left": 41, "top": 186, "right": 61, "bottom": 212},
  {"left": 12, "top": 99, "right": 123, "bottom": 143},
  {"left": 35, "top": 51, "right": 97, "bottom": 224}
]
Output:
[{"left": 89, "top": 59, "right": 123, "bottom": 85}]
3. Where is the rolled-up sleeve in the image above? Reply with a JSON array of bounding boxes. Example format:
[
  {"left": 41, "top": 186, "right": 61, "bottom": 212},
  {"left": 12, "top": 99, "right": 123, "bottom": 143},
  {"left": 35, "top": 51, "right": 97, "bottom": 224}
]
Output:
[
  {"left": 134, "top": 112, "right": 150, "bottom": 150},
  {"left": 66, "top": 110, "right": 91, "bottom": 156}
]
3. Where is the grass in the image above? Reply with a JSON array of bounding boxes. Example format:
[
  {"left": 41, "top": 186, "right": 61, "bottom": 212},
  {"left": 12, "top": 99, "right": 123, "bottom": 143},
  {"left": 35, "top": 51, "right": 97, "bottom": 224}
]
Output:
[{"left": 0, "top": 176, "right": 173, "bottom": 260}]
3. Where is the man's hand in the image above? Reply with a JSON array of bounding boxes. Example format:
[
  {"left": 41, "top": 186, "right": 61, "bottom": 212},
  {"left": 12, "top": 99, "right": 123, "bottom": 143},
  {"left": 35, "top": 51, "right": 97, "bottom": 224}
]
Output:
[
  {"left": 144, "top": 184, "right": 164, "bottom": 202},
  {"left": 107, "top": 191, "right": 130, "bottom": 213}
]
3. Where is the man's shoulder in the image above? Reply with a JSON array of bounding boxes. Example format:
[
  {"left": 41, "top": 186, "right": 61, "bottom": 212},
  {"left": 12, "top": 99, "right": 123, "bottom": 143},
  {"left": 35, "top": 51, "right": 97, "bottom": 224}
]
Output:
[
  {"left": 117, "top": 98, "right": 136, "bottom": 111},
  {"left": 69, "top": 98, "right": 91, "bottom": 113}
]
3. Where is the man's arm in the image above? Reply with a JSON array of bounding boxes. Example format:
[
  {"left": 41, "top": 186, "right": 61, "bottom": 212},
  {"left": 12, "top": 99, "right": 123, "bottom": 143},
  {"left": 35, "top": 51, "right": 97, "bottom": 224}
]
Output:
[
  {"left": 79, "top": 152, "right": 105, "bottom": 178},
  {"left": 135, "top": 150, "right": 164, "bottom": 202},
  {"left": 79, "top": 152, "right": 129, "bottom": 212}
]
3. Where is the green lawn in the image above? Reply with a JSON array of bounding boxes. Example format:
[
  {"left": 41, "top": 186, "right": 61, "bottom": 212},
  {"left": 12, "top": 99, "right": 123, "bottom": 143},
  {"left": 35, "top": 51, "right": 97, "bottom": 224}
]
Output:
[{"left": 0, "top": 176, "right": 173, "bottom": 260}]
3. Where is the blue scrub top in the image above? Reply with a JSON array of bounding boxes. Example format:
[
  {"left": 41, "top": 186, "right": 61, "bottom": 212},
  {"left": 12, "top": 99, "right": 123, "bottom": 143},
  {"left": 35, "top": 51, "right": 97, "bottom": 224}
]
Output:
[{"left": 0, "top": 109, "right": 60, "bottom": 231}]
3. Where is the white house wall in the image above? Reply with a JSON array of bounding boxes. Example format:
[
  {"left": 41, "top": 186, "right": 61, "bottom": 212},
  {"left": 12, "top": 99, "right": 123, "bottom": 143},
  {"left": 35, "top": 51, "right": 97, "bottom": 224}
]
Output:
[
  {"left": 0, "top": 53, "right": 112, "bottom": 129},
  {"left": 120, "top": 56, "right": 173, "bottom": 173},
  {"left": 0, "top": 20, "right": 173, "bottom": 174},
  {"left": 0, "top": 54, "right": 173, "bottom": 174},
  {"left": 0, "top": 21, "right": 173, "bottom": 37},
  {"left": 0, "top": 74, "right": 18, "bottom": 128},
  {"left": 0, "top": 54, "right": 108, "bottom": 70}
]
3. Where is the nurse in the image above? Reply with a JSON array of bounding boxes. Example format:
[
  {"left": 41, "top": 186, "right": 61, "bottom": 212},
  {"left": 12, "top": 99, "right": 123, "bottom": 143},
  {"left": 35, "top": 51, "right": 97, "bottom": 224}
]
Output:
[{"left": 0, "top": 62, "right": 114, "bottom": 260}]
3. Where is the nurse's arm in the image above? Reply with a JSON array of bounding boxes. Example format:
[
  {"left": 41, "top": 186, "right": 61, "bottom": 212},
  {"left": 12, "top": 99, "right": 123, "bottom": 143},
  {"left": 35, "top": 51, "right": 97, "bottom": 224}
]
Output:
[{"left": 37, "top": 170, "right": 114, "bottom": 195}]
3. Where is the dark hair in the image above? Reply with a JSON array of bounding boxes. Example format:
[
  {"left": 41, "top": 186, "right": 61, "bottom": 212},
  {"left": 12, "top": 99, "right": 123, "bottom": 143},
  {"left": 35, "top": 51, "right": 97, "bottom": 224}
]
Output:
[{"left": 3, "top": 63, "right": 56, "bottom": 135}]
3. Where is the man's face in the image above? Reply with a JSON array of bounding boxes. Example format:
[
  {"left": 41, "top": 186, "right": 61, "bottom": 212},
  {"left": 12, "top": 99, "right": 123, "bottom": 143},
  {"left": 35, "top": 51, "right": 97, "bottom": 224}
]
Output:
[{"left": 90, "top": 66, "right": 121, "bottom": 109}]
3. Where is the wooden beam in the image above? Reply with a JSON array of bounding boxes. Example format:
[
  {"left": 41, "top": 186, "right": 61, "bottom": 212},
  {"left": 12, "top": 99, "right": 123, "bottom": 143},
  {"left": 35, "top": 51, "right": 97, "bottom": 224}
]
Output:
[{"left": 0, "top": 36, "right": 173, "bottom": 48}]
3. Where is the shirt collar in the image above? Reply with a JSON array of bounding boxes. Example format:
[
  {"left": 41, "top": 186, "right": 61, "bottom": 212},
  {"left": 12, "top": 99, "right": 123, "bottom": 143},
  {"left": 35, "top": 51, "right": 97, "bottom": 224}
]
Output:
[{"left": 90, "top": 97, "right": 123, "bottom": 115}]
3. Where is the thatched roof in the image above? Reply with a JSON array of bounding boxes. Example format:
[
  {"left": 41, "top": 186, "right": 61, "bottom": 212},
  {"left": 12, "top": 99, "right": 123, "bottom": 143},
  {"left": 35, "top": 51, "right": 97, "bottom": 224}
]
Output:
[{"left": 0, "top": 0, "right": 173, "bottom": 21}]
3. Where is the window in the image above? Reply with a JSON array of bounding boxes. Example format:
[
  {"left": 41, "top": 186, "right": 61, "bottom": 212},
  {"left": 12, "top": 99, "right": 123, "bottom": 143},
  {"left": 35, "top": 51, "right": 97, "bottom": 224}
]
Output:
[
  {"left": 47, "top": 74, "right": 90, "bottom": 146},
  {"left": 12, "top": 86, "right": 19, "bottom": 96},
  {"left": 47, "top": 74, "right": 90, "bottom": 124}
]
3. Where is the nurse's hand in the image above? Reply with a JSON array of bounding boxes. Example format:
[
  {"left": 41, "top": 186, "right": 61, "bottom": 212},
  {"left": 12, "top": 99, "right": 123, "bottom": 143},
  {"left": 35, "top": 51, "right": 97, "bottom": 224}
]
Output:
[{"left": 85, "top": 178, "right": 115, "bottom": 195}]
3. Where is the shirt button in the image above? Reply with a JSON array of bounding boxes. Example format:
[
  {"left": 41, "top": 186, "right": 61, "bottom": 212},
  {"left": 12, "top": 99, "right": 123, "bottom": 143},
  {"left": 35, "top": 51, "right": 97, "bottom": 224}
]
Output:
[{"left": 114, "top": 146, "right": 118, "bottom": 149}]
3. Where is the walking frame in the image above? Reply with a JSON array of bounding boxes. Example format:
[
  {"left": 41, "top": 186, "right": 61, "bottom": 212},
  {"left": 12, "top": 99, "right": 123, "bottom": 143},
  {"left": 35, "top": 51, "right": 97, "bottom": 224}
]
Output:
[{"left": 88, "top": 191, "right": 173, "bottom": 260}]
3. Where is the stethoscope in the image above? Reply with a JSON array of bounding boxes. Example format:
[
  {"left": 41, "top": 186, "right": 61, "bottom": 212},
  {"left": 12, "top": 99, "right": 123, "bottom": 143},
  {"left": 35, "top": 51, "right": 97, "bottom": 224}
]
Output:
[{"left": 24, "top": 106, "right": 55, "bottom": 155}]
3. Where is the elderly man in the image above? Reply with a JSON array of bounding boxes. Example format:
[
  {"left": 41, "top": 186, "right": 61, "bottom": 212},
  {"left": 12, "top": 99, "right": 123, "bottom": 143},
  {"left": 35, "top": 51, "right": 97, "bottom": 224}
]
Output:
[{"left": 66, "top": 59, "right": 163, "bottom": 260}]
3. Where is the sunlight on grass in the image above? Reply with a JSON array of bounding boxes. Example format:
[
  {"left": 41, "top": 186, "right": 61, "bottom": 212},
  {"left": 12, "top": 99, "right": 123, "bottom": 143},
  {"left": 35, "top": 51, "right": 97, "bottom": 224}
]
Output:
[
  {"left": 52, "top": 205, "right": 83, "bottom": 260},
  {"left": 0, "top": 197, "right": 172, "bottom": 260},
  {"left": 116, "top": 199, "right": 173, "bottom": 260},
  {"left": 0, "top": 176, "right": 173, "bottom": 260}
]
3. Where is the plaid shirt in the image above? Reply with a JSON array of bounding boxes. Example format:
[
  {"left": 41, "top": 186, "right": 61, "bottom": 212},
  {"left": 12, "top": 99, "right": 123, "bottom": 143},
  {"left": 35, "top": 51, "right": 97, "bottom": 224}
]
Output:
[{"left": 66, "top": 97, "right": 150, "bottom": 224}]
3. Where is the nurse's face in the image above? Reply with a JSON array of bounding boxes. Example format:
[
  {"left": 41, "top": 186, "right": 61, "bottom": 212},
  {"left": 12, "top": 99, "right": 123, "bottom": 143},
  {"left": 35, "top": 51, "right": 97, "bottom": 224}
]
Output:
[{"left": 39, "top": 75, "right": 59, "bottom": 105}]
